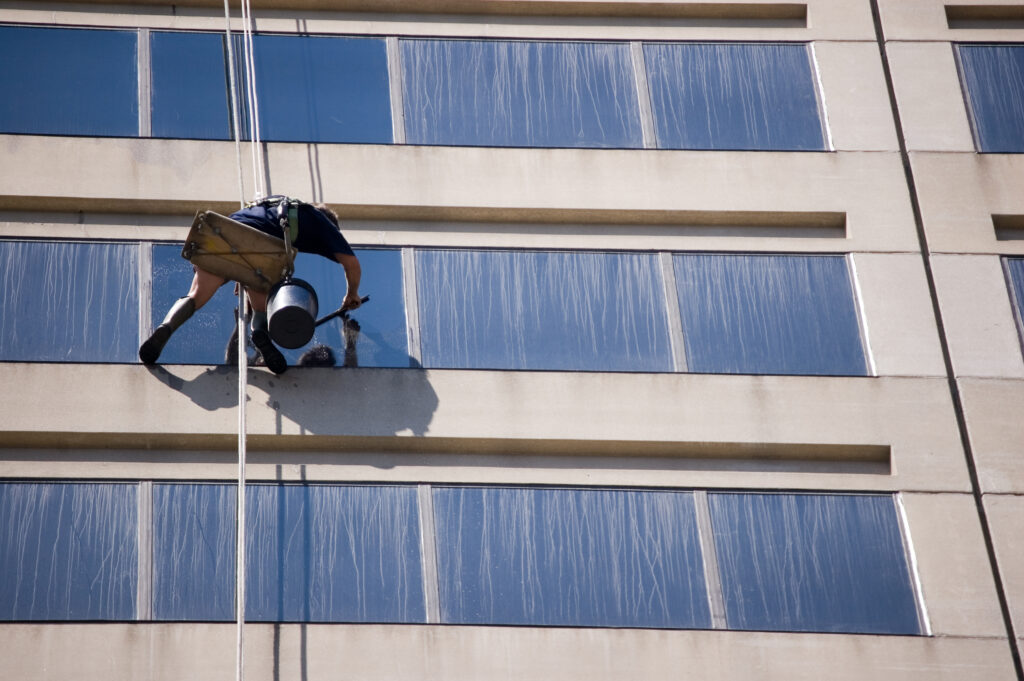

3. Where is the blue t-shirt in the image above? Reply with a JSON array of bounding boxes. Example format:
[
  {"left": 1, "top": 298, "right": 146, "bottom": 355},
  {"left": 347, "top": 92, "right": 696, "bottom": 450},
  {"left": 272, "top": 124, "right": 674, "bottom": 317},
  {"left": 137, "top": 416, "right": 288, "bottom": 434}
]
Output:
[{"left": 230, "top": 199, "right": 354, "bottom": 261}]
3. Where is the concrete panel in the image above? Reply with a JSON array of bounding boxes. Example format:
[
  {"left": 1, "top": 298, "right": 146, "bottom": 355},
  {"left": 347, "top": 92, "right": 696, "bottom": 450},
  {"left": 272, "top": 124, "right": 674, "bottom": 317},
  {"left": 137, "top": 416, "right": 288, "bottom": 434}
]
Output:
[
  {"left": 851, "top": 252, "right": 946, "bottom": 377},
  {"left": 0, "top": 622, "right": 1016, "bottom": 681},
  {"left": 984, "top": 494, "right": 1024, "bottom": 663},
  {"left": 0, "top": 136, "right": 922, "bottom": 253},
  {"left": 886, "top": 42, "right": 976, "bottom": 153},
  {"left": 930, "top": 255, "right": 1024, "bottom": 378},
  {"left": 902, "top": 492, "right": 1007, "bottom": 637},
  {"left": 880, "top": 0, "right": 1024, "bottom": 41},
  {"left": 0, "top": 366, "right": 971, "bottom": 492},
  {"left": 0, "top": 0, "right": 878, "bottom": 41},
  {"left": 814, "top": 41, "right": 899, "bottom": 152},
  {"left": 911, "top": 152, "right": 1024, "bottom": 256},
  {"left": 959, "top": 378, "right": 1024, "bottom": 493}
]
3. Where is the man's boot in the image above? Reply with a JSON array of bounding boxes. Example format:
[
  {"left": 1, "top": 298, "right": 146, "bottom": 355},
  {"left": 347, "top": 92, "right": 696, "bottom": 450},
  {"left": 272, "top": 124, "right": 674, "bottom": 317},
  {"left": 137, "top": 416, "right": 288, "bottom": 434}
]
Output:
[
  {"left": 139, "top": 297, "right": 195, "bottom": 364},
  {"left": 250, "top": 311, "right": 287, "bottom": 375}
]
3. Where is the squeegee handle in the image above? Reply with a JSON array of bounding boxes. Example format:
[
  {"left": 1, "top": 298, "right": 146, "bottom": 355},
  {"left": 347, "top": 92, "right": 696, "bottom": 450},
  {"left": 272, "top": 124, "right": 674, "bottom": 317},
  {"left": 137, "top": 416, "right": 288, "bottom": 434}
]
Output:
[{"left": 314, "top": 295, "right": 370, "bottom": 327}]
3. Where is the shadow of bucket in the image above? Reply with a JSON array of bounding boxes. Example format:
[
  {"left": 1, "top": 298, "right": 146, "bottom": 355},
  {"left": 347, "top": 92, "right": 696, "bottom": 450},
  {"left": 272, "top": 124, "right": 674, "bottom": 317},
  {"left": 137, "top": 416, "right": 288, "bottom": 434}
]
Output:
[{"left": 267, "top": 278, "right": 319, "bottom": 349}]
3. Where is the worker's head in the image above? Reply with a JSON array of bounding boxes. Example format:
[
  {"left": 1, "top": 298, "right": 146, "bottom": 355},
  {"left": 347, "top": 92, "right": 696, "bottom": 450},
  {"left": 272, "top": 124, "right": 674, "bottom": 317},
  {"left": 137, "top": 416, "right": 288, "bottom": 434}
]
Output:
[
  {"left": 314, "top": 203, "right": 340, "bottom": 230},
  {"left": 297, "top": 344, "right": 336, "bottom": 367}
]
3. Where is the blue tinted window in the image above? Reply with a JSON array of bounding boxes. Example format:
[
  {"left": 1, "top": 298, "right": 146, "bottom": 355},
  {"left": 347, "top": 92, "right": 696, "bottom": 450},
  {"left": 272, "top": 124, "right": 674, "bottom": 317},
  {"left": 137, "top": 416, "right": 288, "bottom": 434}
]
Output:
[
  {"left": 402, "top": 39, "right": 643, "bottom": 148},
  {"left": 644, "top": 42, "right": 826, "bottom": 151},
  {"left": 151, "top": 32, "right": 232, "bottom": 140},
  {"left": 253, "top": 34, "right": 392, "bottom": 143},
  {"left": 151, "top": 243, "right": 238, "bottom": 366},
  {"left": 433, "top": 486, "right": 710, "bottom": 628},
  {"left": 0, "top": 240, "right": 139, "bottom": 363},
  {"left": 153, "top": 483, "right": 424, "bottom": 622},
  {"left": 0, "top": 483, "right": 137, "bottom": 620},
  {"left": 1007, "top": 258, "right": 1024, "bottom": 343},
  {"left": 416, "top": 249, "right": 673, "bottom": 371},
  {"left": 958, "top": 44, "right": 1024, "bottom": 152},
  {"left": 0, "top": 26, "right": 138, "bottom": 137},
  {"left": 673, "top": 254, "right": 867, "bottom": 375},
  {"left": 709, "top": 493, "right": 920, "bottom": 634}
]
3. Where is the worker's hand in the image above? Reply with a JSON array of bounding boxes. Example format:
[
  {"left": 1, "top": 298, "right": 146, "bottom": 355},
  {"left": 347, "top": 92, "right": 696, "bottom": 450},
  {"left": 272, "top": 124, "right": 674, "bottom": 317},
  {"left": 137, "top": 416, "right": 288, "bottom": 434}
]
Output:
[{"left": 341, "top": 292, "right": 363, "bottom": 311}]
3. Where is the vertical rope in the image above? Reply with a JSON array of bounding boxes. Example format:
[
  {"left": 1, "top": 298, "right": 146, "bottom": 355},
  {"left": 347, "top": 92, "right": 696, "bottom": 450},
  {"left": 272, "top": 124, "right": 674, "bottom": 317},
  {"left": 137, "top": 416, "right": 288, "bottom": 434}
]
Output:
[{"left": 240, "top": 0, "right": 265, "bottom": 200}]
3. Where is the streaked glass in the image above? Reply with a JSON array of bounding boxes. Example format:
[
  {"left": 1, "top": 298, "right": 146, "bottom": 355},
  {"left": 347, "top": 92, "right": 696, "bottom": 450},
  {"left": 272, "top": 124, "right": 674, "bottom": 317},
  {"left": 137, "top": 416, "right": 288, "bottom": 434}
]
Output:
[
  {"left": 433, "top": 486, "right": 710, "bottom": 628},
  {"left": 0, "top": 26, "right": 138, "bottom": 137},
  {"left": 0, "top": 482, "right": 137, "bottom": 620},
  {"left": 401, "top": 39, "right": 643, "bottom": 148},
  {"left": 673, "top": 253, "right": 868, "bottom": 375},
  {"left": 415, "top": 249, "right": 673, "bottom": 371},
  {"left": 644, "top": 42, "right": 827, "bottom": 151},
  {"left": 709, "top": 493, "right": 920, "bottom": 634},
  {"left": 0, "top": 240, "right": 139, "bottom": 363},
  {"left": 152, "top": 483, "right": 425, "bottom": 622},
  {"left": 958, "top": 44, "right": 1024, "bottom": 152},
  {"left": 1007, "top": 258, "right": 1024, "bottom": 341}
]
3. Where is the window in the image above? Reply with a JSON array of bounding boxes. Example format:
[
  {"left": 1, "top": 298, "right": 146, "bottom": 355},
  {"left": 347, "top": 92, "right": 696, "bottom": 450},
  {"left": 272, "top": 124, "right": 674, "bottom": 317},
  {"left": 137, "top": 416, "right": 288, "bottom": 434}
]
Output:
[
  {"left": 432, "top": 486, "right": 710, "bottom": 628},
  {"left": 708, "top": 493, "right": 921, "bottom": 634},
  {"left": 0, "top": 25, "right": 138, "bottom": 137},
  {"left": 152, "top": 483, "right": 424, "bottom": 622},
  {"left": 414, "top": 249, "right": 674, "bottom": 371},
  {"left": 0, "top": 240, "right": 139, "bottom": 363},
  {"left": 643, "top": 42, "right": 828, "bottom": 151},
  {"left": 0, "top": 483, "right": 137, "bottom": 620},
  {"left": 1006, "top": 257, "right": 1024, "bottom": 348},
  {"left": 672, "top": 254, "right": 868, "bottom": 375},
  {"left": 957, "top": 44, "right": 1024, "bottom": 152},
  {"left": 150, "top": 32, "right": 392, "bottom": 143},
  {"left": 401, "top": 39, "right": 644, "bottom": 148}
]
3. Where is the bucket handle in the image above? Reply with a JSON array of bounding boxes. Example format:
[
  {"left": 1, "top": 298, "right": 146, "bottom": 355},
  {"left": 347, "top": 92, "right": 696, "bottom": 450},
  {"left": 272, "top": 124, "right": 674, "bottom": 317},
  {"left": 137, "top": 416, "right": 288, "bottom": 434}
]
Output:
[{"left": 314, "top": 295, "right": 370, "bottom": 328}]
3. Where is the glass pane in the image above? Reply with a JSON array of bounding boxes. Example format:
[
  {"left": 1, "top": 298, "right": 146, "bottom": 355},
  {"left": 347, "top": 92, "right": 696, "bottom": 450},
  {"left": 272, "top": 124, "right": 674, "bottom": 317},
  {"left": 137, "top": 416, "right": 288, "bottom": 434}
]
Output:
[
  {"left": 673, "top": 254, "right": 868, "bottom": 375},
  {"left": 0, "top": 483, "right": 137, "bottom": 620},
  {"left": 416, "top": 249, "right": 673, "bottom": 371},
  {"left": 151, "top": 243, "right": 238, "bottom": 366},
  {"left": 1007, "top": 258, "right": 1024, "bottom": 346},
  {"left": 253, "top": 35, "right": 392, "bottom": 144},
  {"left": 958, "top": 44, "right": 1024, "bottom": 152},
  {"left": 153, "top": 484, "right": 425, "bottom": 623},
  {"left": 433, "top": 486, "right": 710, "bottom": 629},
  {"left": 402, "top": 39, "right": 643, "bottom": 148},
  {"left": 0, "top": 26, "right": 138, "bottom": 137},
  {"left": 151, "top": 31, "right": 232, "bottom": 140},
  {"left": 0, "top": 240, "right": 139, "bottom": 363},
  {"left": 709, "top": 493, "right": 920, "bottom": 634},
  {"left": 644, "top": 42, "right": 826, "bottom": 151}
]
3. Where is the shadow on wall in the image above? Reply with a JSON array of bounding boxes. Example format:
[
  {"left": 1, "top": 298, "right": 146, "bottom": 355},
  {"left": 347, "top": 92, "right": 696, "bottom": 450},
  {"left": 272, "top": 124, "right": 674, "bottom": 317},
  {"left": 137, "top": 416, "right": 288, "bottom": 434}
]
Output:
[{"left": 145, "top": 358, "right": 439, "bottom": 438}]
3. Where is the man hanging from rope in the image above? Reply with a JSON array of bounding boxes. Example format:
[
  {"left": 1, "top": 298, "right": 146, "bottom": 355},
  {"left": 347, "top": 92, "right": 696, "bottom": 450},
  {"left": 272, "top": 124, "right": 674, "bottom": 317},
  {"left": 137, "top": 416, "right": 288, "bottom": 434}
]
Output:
[{"left": 139, "top": 197, "right": 362, "bottom": 375}]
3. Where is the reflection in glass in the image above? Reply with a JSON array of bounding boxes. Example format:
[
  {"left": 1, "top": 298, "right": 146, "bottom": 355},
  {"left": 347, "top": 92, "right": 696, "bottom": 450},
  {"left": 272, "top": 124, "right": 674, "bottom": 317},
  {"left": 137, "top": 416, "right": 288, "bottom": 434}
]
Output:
[
  {"left": 151, "top": 32, "right": 232, "bottom": 140},
  {"left": 958, "top": 44, "right": 1024, "bottom": 152},
  {"left": 0, "top": 26, "right": 138, "bottom": 137},
  {"left": 0, "top": 482, "right": 138, "bottom": 620},
  {"left": 709, "top": 493, "right": 920, "bottom": 634},
  {"left": 402, "top": 39, "right": 643, "bottom": 148},
  {"left": 416, "top": 249, "right": 673, "bottom": 371},
  {"left": 0, "top": 240, "right": 139, "bottom": 362},
  {"left": 433, "top": 486, "right": 710, "bottom": 628},
  {"left": 644, "top": 42, "right": 826, "bottom": 151},
  {"left": 673, "top": 254, "right": 867, "bottom": 375},
  {"left": 153, "top": 483, "right": 425, "bottom": 622}
]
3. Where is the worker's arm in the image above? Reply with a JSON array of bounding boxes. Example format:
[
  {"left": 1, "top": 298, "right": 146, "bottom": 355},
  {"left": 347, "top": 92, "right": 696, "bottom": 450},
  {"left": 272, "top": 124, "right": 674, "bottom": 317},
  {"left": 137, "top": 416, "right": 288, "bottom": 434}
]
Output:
[{"left": 335, "top": 252, "right": 362, "bottom": 310}]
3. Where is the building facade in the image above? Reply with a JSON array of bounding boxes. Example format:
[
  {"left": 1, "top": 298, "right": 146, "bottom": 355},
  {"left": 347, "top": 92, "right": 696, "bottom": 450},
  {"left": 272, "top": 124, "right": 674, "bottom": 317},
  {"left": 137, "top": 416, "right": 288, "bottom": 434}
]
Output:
[{"left": 1, "top": 0, "right": 1023, "bottom": 679}]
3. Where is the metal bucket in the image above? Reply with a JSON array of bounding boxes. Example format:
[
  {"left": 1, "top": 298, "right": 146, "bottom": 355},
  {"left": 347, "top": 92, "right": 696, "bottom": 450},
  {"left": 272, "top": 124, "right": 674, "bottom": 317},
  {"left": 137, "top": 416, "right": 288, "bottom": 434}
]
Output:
[{"left": 267, "top": 278, "right": 319, "bottom": 349}]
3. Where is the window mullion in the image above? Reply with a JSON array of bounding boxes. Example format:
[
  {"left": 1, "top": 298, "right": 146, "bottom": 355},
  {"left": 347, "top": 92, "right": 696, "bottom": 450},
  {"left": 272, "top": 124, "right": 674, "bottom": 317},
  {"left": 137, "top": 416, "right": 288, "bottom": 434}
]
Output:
[
  {"left": 417, "top": 484, "right": 442, "bottom": 623},
  {"left": 138, "top": 28, "right": 152, "bottom": 138},
  {"left": 694, "top": 490, "right": 728, "bottom": 630},
  {"left": 630, "top": 41, "right": 657, "bottom": 149}
]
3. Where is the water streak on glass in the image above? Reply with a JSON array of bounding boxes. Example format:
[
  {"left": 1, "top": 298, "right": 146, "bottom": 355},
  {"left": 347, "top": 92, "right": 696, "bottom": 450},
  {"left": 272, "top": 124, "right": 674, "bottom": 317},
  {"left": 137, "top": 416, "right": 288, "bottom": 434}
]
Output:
[
  {"left": 0, "top": 240, "right": 139, "bottom": 362},
  {"left": 0, "top": 482, "right": 138, "bottom": 620},
  {"left": 644, "top": 42, "right": 826, "bottom": 151},
  {"left": 415, "top": 249, "right": 673, "bottom": 371},
  {"left": 433, "top": 486, "right": 710, "bottom": 628},
  {"left": 0, "top": 26, "right": 138, "bottom": 137},
  {"left": 673, "top": 253, "right": 868, "bottom": 375},
  {"left": 958, "top": 44, "right": 1024, "bottom": 152},
  {"left": 153, "top": 483, "right": 425, "bottom": 622},
  {"left": 152, "top": 246, "right": 406, "bottom": 367},
  {"left": 1007, "top": 258, "right": 1024, "bottom": 344},
  {"left": 401, "top": 39, "right": 643, "bottom": 148},
  {"left": 708, "top": 493, "right": 920, "bottom": 634}
]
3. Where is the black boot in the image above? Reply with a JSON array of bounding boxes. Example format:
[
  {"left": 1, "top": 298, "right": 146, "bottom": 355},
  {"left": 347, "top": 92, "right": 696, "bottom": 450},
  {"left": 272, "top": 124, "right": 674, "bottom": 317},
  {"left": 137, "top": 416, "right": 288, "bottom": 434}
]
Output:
[
  {"left": 250, "top": 311, "right": 287, "bottom": 374},
  {"left": 140, "top": 297, "right": 195, "bottom": 365}
]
